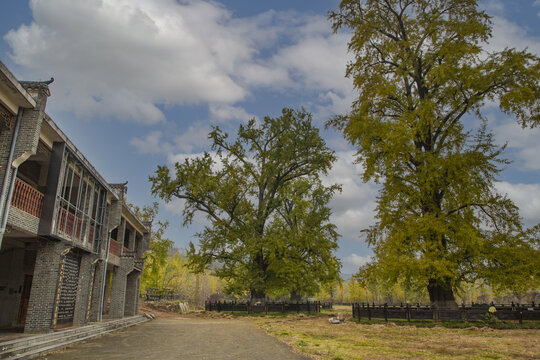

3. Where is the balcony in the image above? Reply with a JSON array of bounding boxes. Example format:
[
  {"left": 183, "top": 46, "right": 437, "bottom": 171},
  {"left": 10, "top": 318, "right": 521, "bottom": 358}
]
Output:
[
  {"left": 121, "top": 248, "right": 145, "bottom": 271},
  {"left": 134, "top": 257, "right": 145, "bottom": 271},
  {"left": 57, "top": 207, "right": 81, "bottom": 239},
  {"left": 109, "top": 238, "right": 121, "bottom": 256},
  {"left": 11, "top": 178, "right": 44, "bottom": 218}
]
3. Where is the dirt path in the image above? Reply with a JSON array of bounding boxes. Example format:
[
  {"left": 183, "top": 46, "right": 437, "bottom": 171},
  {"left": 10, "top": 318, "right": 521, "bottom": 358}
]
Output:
[{"left": 43, "top": 317, "right": 310, "bottom": 360}]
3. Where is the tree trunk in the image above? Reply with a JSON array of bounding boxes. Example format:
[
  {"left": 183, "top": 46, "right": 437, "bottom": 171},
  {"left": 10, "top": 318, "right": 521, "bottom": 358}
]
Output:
[
  {"left": 290, "top": 290, "right": 302, "bottom": 302},
  {"left": 427, "top": 278, "right": 458, "bottom": 309},
  {"left": 250, "top": 289, "right": 265, "bottom": 301},
  {"left": 194, "top": 273, "right": 200, "bottom": 308}
]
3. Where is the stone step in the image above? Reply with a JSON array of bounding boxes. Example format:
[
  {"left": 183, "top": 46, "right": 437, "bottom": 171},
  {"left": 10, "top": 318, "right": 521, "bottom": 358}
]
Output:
[
  {"left": 0, "top": 316, "right": 149, "bottom": 359},
  {"left": 0, "top": 316, "right": 145, "bottom": 352},
  {"left": 0, "top": 316, "right": 148, "bottom": 359},
  {"left": 7, "top": 321, "right": 146, "bottom": 360}
]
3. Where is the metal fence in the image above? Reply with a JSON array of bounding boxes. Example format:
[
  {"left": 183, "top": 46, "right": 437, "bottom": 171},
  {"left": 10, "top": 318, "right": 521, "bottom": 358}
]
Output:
[
  {"left": 352, "top": 302, "right": 540, "bottom": 324},
  {"left": 145, "top": 288, "right": 180, "bottom": 301},
  {"left": 205, "top": 301, "right": 322, "bottom": 314}
]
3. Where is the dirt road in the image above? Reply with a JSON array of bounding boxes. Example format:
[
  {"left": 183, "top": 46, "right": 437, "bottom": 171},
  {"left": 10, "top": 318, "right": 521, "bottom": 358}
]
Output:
[{"left": 43, "top": 317, "right": 309, "bottom": 360}]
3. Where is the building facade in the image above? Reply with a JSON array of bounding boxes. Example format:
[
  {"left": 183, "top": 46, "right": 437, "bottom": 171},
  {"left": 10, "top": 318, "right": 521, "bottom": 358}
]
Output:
[{"left": 0, "top": 62, "right": 150, "bottom": 333}]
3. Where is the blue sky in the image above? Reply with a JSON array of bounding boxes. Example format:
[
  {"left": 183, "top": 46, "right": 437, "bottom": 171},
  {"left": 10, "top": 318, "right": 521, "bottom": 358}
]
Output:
[{"left": 1, "top": 0, "right": 539, "bottom": 276}]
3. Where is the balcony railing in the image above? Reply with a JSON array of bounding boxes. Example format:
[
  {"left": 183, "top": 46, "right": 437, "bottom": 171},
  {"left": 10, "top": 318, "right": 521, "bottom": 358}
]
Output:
[
  {"left": 109, "top": 239, "right": 121, "bottom": 256},
  {"left": 57, "top": 207, "right": 82, "bottom": 240},
  {"left": 11, "top": 178, "right": 44, "bottom": 218},
  {"left": 88, "top": 225, "right": 94, "bottom": 245}
]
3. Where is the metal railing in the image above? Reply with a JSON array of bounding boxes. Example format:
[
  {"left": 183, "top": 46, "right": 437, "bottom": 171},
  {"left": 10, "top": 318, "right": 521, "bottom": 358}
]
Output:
[
  {"left": 352, "top": 302, "right": 540, "bottom": 323},
  {"left": 11, "top": 178, "right": 44, "bottom": 217},
  {"left": 57, "top": 207, "right": 82, "bottom": 240},
  {"left": 109, "top": 238, "right": 121, "bottom": 256}
]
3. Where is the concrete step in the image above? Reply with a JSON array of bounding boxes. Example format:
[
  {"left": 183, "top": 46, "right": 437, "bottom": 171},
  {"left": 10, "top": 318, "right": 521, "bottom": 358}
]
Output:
[
  {"left": 2, "top": 318, "right": 147, "bottom": 359},
  {"left": 0, "top": 316, "right": 145, "bottom": 352},
  {"left": 1, "top": 318, "right": 122, "bottom": 353},
  {"left": 7, "top": 322, "right": 146, "bottom": 360},
  {"left": 0, "top": 316, "right": 149, "bottom": 360},
  {"left": 0, "top": 316, "right": 148, "bottom": 359}
]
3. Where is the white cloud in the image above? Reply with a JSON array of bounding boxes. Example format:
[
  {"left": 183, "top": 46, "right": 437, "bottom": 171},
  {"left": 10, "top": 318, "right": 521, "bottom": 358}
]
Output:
[
  {"left": 209, "top": 104, "right": 255, "bottom": 123},
  {"left": 495, "top": 182, "right": 540, "bottom": 227},
  {"left": 162, "top": 197, "right": 185, "bottom": 216},
  {"left": 131, "top": 122, "right": 211, "bottom": 155},
  {"left": 5, "top": 0, "right": 251, "bottom": 123},
  {"left": 342, "top": 253, "right": 372, "bottom": 274},
  {"left": 4, "top": 0, "right": 353, "bottom": 124},
  {"left": 492, "top": 117, "right": 540, "bottom": 171},
  {"left": 481, "top": 0, "right": 505, "bottom": 14},
  {"left": 174, "top": 122, "right": 212, "bottom": 154},
  {"left": 323, "top": 151, "right": 378, "bottom": 240},
  {"left": 270, "top": 23, "right": 352, "bottom": 92},
  {"left": 486, "top": 16, "right": 540, "bottom": 55},
  {"left": 130, "top": 130, "right": 172, "bottom": 154}
]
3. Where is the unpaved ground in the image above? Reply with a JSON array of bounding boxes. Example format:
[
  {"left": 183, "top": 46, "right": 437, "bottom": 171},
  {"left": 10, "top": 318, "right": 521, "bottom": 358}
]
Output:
[
  {"left": 251, "top": 313, "right": 540, "bottom": 360},
  {"left": 42, "top": 315, "right": 309, "bottom": 360}
]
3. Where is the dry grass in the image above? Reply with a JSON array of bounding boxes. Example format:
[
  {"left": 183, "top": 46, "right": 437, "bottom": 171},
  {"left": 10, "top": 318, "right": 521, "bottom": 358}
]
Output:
[{"left": 250, "top": 313, "right": 540, "bottom": 360}]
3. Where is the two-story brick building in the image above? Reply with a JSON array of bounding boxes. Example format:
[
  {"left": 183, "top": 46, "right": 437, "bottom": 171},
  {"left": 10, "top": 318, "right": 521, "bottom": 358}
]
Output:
[{"left": 0, "top": 61, "right": 150, "bottom": 333}]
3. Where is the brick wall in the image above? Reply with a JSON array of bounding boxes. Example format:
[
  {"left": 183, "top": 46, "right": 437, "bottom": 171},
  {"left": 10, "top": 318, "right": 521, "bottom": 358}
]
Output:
[
  {"left": 12, "top": 86, "right": 48, "bottom": 163},
  {"left": 109, "top": 262, "right": 128, "bottom": 319},
  {"left": 108, "top": 199, "right": 122, "bottom": 230},
  {"left": 0, "top": 121, "right": 17, "bottom": 207},
  {"left": 7, "top": 206, "right": 40, "bottom": 234},
  {"left": 73, "top": 253, "right": 96, "bottom": 326},
  {"left": 24, "top": 240, "right": 66, "bottom": 333},
  {"left": 124, "top": 270, "right": 139, "bottom": 316},
  {"left": 87, "top": 260, "right": 105, "bottom": 322}
]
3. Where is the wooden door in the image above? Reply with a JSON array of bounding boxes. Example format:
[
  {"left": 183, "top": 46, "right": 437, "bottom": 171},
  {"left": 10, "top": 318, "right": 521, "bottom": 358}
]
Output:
[{"left": 17, "top": 274, "right": 33, "bottom": 325}]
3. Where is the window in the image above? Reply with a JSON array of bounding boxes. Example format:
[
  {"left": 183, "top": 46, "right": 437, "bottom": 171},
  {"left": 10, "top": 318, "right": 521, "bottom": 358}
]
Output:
[{"left": 53, "top": 150, "right": 106, "bottom": 252}]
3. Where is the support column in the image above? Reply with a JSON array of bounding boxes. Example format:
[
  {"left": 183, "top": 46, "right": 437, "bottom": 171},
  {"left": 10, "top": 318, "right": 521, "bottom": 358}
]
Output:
[
  {"left": 87, "top": 260, "right": 105, "bottom": 322},
  {"left": 109, "top": 263, "right": 128, "bottom": 318},
  {"left": 128, "top": 230, "right": 136, "bottom": 251},
  {"left": 117, "top": 219, "right": 125, "bottom": 254},
  {"left": 24, "top": 240, "right": 67, "bottom": 333},
  {"left": 73, "top": 253, "right": 94, "bottom": 326},
  {"left": 124, "top": 270, "right": 140, "bottom": 316}
]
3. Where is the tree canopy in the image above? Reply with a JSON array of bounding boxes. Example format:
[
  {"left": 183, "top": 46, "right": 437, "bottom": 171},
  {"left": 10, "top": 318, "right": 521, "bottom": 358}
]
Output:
[
  {"left": 130, "top": 202, "right": 174, "bottom": 293},
  {"left": 151, "top": 108, "right": 341, "bottom": 299},
  {"left": 329, "top": 0, "right": 540, "bottom": 307}
]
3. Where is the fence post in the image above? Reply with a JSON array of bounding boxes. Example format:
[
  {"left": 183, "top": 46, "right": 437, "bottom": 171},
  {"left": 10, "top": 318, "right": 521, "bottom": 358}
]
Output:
[
  {"left": 434, "top": 304, "right": 439, "bottom": 322},
  {"left": 265, "top": 302, "right": 268, "bottom": 315},
  {"left": 297, "top": 301, "right": 299, "bottom": 314},
  {"left": 406, "top": 303, "right": 410, "bottom": 323},
  {"left": 281, "top": 302, "right": 285, "bottom": 313},
  {"left": 384, "top": 303, "right": 388, "bottom": 323},
  {"left": 367, "top": 303, "right": 371, "bottom": 321},
  {"left": 518, "top": 304, "right": 523, "bottom": 325}
]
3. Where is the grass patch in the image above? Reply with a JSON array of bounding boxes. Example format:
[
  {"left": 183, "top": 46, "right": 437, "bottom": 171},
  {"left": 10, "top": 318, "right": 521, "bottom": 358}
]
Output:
[
  {"left": 352, "top": 317, "right": 540, "bottom": 330},
  {"left": 249, "top": 313, "right": 540, "bottom": 360},
  {"left": 213, "top": 310, "right": 320, "bottom": 318}
]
